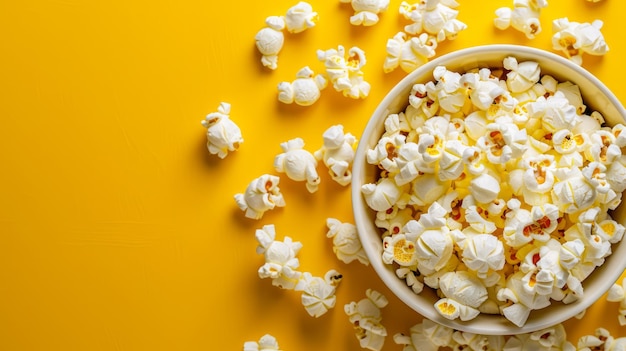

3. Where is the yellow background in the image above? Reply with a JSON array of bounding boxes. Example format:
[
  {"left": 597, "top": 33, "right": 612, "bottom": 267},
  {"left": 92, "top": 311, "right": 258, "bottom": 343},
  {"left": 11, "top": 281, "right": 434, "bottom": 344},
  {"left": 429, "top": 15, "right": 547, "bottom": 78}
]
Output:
[{"left": 1, "top": 0, "right": 625, "bottom": 350}]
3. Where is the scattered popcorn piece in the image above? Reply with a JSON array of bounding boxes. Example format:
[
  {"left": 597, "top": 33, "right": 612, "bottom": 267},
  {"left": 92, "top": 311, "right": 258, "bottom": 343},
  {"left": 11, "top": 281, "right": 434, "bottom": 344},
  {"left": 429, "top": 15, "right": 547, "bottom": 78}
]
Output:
[
  {"left": 393, "top": 319, "right": 454, "bottom": 351},
  {"left": 201, "top": 102, "right": 243, "bottom": 159},
  {"left": 274, "top": 137, "right": 320, "bottom": 193},
  {"left": 384, "top": 32, "right": 438, "bottom": 73},
  {"left": 340, "top": 0, "right": 390, "bottom": 26},
  {"left": 284, "top": 1, "right": 318, "bottom": 33},
  {"left": 607, "top": 277, "right": 626, "bottom": 325},
  {"left": 577, "top": 328, "right": 626, "bottom": 351},
  {"left": 494, "top": 0, "right": 548, "bottom": 39},
  {"left": 255, "top": 16, "right": 286, "bottom": 70},
  {"left": 294, "top": 269, "right": 342, "bottom": 317},
  {"left": 314, "top": 125, "right": 358, "bottom": 186},
  {"left": 278, "top": 66, "right": 327, "bottom": 106},
  {"left": 243, "top": 334, "right": 281, "bottom": 351},
  {"left": 435, "top": 271, "right": 487, "bottom": 321},
  {"left": 552, "top": 18, "right": 609, "bottom": 66},
  {"left": 345, "top": 289, "right": 388, "bottom": 351},
  {"left": 399, "top": 0, "right": 467, "bottom": 42},
  {"left": 317, "top": 45, "right": 371, "bottom": 99},
  {"left": 255, "top": 224, "right": 303, "bottom": 290},
  {"left": 326, "top": 218, "right": 369, "bottom": 265},
  {"left": 235, "top": 174, "right": 286, "bottom": 219}
]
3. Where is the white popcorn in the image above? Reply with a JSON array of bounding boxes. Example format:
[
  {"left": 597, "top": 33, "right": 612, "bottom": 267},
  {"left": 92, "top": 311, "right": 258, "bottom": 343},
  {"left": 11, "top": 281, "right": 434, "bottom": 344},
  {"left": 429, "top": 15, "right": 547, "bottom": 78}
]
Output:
[
  {"left": 436, "top": 271, "right": 488, "bottom": 321},
  {"left": 399, "top": 0, "right": 467, "bottom": 42},
  {"left": 243, "top": 334, "right": 281, "bottom": 351},
  {"left": 396, "top": 267, "right": 424, "bottom": 294},
  {"left": 284, "top": 1, "right": 318, "bottom": 33},
  {"left": 452, "top": 331, "right": 506, "bottom": 351},
  {"left": 460, "top": 69, "right": 510, "bottom": 112},
  {"left": 607, "top": 278, "right": 626, "bottom": 325},
  {"left": 503, "top": 57, "right": 541, "bottom": 93},
  {"left": 274, "top": 138, "right": 320, "bottom": 193},
  {"left": 552, "top": 18, "right": 609, "bottom": 66},
  {"left": 294, "top": 269, "right": 342, "bottom": 317},
  {"left": 314, "top": 125, "right": 357, "bottom": 186},
  {"left": 340, "top": 0, "right": 390, "bottom": 26},
  {"left": 577, "top": 328, "right": 626, "bottom": 351},
  {"left": 477, "top": 120, "right": 528, "bottom": 164},
  {"left": 469, "top": 173, "right": 501, "bottom": 204},
  {"left": 201, "top": 102, "right": 243, "bottom": 159},
  {"left": 384, "top": 32, "right": 437, "bottom": 73},
  {"left": 552, "top": 168, "right": 596, "bottom": 214},
  {"left": 504, "top": 324, "right": 573, "bottom": 351},
  {"left": 326, "top": 218, "right": 369, "bottom": 265},
  {"left": 397, "top": 319, "right": 454, "bottom": 351},
  {"left": 496, "top": 271, "right": 551, "bottom": 327},
  {"left": 235, "top": 174, "right": 286, "bottom": 219},
  {"left": 255, "top": 16, "right": 286, "bottom": 70},
  {"left": 277, "top": 66, "right": 327, "bottom": 106},
  {"left": 461, "top": 233, "right": 505, "bottom": 278},
  {"left": 414, "top": 227, "right": 454, "bottom": 271},
  {"left": 528, "top": 91, "right": 581, "bottom": 133},
  {"left": 317, "top": 45, "right": 370, "bottom": 99},
  {"left": 345, "top": 289, "right": 389, "bottom": 351},
  {"left": 494, "top": 0, "right": 548, "bottom": 39},
  {"left": 255, "top": 224, "right": 302, "bottom": 290},
  {"left": 361, "top": 177, "right": 409, "bottom": 212}
]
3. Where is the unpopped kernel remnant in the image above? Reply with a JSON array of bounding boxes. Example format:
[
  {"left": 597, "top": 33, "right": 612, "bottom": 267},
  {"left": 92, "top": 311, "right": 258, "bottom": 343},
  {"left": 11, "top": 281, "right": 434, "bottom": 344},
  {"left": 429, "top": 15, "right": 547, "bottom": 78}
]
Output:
[
  {"left": 345, "top": 289, "right": 388, "bottom": 351},
  {"left": 201, "top": 102, "right": 243, "bottom": 159},
  {"left": 314, "top": 125, "right": 358, "bottom": 186},
  {"left": 552, "top": 18, "right": 609, "bottom": 66},
  {"left": 235, "top": 174, "right": 286, "bottom": 219},
  {"left": 274, "top": 137, "right": 320, "bottom": 193},
  {"left": 255, "top": 224, "right": 303, "bottom": 290}
]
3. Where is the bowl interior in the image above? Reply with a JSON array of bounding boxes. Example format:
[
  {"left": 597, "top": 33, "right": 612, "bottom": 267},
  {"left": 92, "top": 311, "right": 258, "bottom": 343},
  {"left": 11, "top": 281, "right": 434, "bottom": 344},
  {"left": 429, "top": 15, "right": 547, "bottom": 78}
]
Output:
[{"left": 352, "top": 45, "right": 626, "bottom": 335}]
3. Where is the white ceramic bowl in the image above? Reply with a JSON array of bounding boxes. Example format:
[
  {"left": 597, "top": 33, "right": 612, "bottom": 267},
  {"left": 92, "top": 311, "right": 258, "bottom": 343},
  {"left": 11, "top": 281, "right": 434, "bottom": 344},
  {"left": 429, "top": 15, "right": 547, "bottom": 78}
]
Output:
[{"left": 352, "top": 44, "right": 626, "bottom": 335}]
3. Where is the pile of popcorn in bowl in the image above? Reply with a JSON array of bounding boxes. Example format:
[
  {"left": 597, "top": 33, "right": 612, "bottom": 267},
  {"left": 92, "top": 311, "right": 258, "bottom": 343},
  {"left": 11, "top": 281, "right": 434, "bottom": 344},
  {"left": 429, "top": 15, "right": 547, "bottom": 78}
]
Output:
[{"left": 352, "top": 44, "right": 626, "bottom": 335}]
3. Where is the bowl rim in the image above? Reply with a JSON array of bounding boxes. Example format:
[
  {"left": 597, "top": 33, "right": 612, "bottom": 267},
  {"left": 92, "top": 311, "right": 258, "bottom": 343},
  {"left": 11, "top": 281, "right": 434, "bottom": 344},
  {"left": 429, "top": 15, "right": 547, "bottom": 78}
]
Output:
[{"left": 352, "top": 44, "right": 626, "bottom": 335}]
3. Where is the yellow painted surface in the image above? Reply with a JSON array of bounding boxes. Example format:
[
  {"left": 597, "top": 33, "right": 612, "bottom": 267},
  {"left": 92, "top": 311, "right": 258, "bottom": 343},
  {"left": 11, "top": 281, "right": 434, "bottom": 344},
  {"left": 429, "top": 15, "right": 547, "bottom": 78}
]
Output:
[{"left": 0, "top": 0, "right": 625, "bottom": 350}]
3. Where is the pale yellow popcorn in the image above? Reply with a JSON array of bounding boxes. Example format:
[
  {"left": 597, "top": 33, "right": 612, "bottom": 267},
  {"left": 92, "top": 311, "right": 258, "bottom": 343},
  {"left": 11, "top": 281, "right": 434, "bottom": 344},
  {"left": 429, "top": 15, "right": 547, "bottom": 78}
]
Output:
[
  {"left": 384, "top": 32, "right": 437, "bottom": 73},
  {"left": 399, "top": 0, "right": 467, "bottom": 42},
  {"left": 255, "top": 224, "right": 303, "bottom": 289},
  {"left": 234, "top": 174, "right": 286, "bottom": 219},
  {"left": 552, "top": 18, "right": 609, "bottom": 66},
  {"left": 383, "top": 233, "right": 418, "bottom": 266},
  {"left": 494, "top": 0, "right": 548, "bottom": 39},
  {"left": 607, "top": 278, "right": 626, "bottom": 325},
  {"left": 277, "top": 66, "right": 327, "bottom": 106},
  {"left": 340, "top": 0, "right": 390, "bottom": 26},
  {"left": 345, "top": 289, "right": 389, "bottom": 351},
  {"left": 284, "top": 1, "right": 318, "bottom": 33},
  {"left": 314, "top": 125, "right": 357, "bottom": 186},
  {"left": 294, "top": 269, "right": 342, "bottom": 317},
  {"left": 201, "top": 102, "right": 243, "bottom": 159},
  {"left": 243, "top": 334, "right": 281, "bottom": 351},
  {"left": 326, "top": 218, "right": 369, "bottom": 265},
  {"left": 255, "top": 16, "right": 286, "bottom": 70},
  {"left": 317, "top": 45, "right": 370, "bottom": 99},
  {"left": 274, "top": 137, "right": 320, "bottom": 193}
]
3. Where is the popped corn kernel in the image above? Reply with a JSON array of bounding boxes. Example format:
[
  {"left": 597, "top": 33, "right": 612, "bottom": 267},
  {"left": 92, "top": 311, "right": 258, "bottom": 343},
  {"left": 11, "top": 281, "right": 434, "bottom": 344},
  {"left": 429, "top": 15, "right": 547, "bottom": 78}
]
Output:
[
  {"left": 235, "top": 174, "right": 286, "bottom": 219},
  {"left": 284, "top": 1, "right": 318, "bottom": 33},
  {"left": 201, "top": 102, "right": 243, "bottom": 159},
  {"left": 255, "top": 16, "right": 286, "bottom": 70},
  {"left": 399, "top": 0, "right": 467, "bottom": 42},
  {"left": 577, "top": 328, "right": 626, "bottom": 351},
  {"left": 274, "top": 137, "right": 320, "bottom": 193},
  {"left": 317, "top": 45, "right": 371, "bottom": 99},
  {"left": 607, "top": 277, "right": 626, "bottom": 325},
  {"left": 255, "top": 224, "right": 303, "bottom": 290},
  {"left": 384, "top": 32, "right": 437, "bottom": 73},
  {"left": 552, "top": 18, "right": 609, "bottom": 66},
  {"left": 314, "top": 125, "right": 358, "bottom": 186},
  {"left": 345, "top": 289, "right": 389, "bottom": 351},
  {"left": 243, "top": 334, "right": 281, "bottom": 351},
  {"left": 340, "top": 0, "right": 390, "bottom": 26},
  {"left": 294, "top": 269, "right": 342, "bottom": 317},
  {"left": 277, "top": 66, "right": 327, "bottom": 106},
  {"left": 326, "top": 218, "right": 369, "bottom": 265},
  {"left": 494, "top": 0, "right": 548, "bottom": 39},
  {"left": 393, "top": 319, "right": 454, "bottom": 351}
]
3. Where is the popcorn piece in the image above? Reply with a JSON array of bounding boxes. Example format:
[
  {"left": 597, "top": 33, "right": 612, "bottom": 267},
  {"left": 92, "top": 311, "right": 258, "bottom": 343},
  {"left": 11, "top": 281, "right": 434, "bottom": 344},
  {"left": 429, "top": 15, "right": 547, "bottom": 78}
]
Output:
[
  {"left": 345, "top": 289, "right": 389, "bottom": 351},
  {"left": 503, "top": 57, "right": 541, "bottom": 93},
  {"left": 201, "top": 102, "right": 243, "bottom": 159},
  {"left": 255, "top": 16, "right": 286, "bottom": 70},
  {"left": 243, "top": 334, "right": 281, "bottom": 351},
  {"left": 577, "top": 328, "right": 626, "bottom": 351},
  {"left": 383, "top": 234, "right": 418, "bottom": 266},
  {"left": 295, "top": 269, "right": 343, "bottom": 317},
  {"left": 317, "top": 45, "right": 371, "bottom": 99},
  {"left": 394, "top": 319, "right": 454, "bottom": 351},
  {"left": 234, "top": 174, "right": 286, "bottom": 219},
  {"left": 340, "top": 0, "right": 390, "bottom": 26},
  {"left": 436, "top": 271, "right": 488, "bottom": 321},
  {"left": 274, "top": 138, "right": 320, "bottom": 193},
  {"left": 607, "top": 277, "right": 626, "bottom": 325},
  {"left": 384, "top": 32, "right": 437, "bottom": 73},
  {"left": 255, "top": 224, "right": 303, "bottom": 290},
  {"left": 284, "top": 1, "right": 318, "bottom": 33},
  {"left": 361, "top": 178, "right": 409, "bottom": 212},
  {"left": 277, "top": 66, "right": 327, "bottom": 106},
  {"left": 399, "top": 0, "right": 467, "bottom": 42},
  {"left": 461, "top": 233, "right": 505, "bottom": 278},
  {"left": 494, "top": 0, "right": 548, "bottom": 39},
  {"left": 326, "top": 218, "right": 369, "bottom": 265},
  {"left": 552, "top": 18, "right": 609, "bottom": 66},
  {"left": 469, "top": 173, "right": 501, "bottom": 204},
  {"left": 314, "top": 125, "right": 358, "bottom": 186}
]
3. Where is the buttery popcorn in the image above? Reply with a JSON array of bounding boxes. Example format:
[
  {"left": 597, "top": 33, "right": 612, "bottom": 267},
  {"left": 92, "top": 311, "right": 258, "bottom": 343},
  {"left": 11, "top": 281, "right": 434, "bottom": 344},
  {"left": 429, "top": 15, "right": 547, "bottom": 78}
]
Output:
[
  {"left": 255, "top": 224, "right": 303, "bottom": 290},
  {"left": 339, "top": 0, "right": 390, "bottom": 26},
  {"left": 277, "top": 66, "right": 327, "bottom": 106},
  {"left": 314, "top": 125, "right": 358, "bottom": 186},
  {"left": 494, "top": 0, "right": 548, "bottom": 39},
  {"left": 294, "top": 269, "right": 342, "bottom": 317},
  {"left": 361, "top": 57, "right": 626, "bottom": 327},
  {"left": 552, "top": 18, "right": 609, "bottom": 66},
  {"left": 243, "top": 334, "right": 281, "bottom": 351},
  {"left": 274, "top": 137, "right": 320, "bottom": 193},
  {"left": 235, "top": 174, "right": 286, "bottom": 219},
  {"left": 317, "top": 45, "right": 371, "bottom": 99},
  {"left": 255, "top": 16, "right": 286, "bottom": 70},
  {"left": 326, "top": 218, "right": 370, "bottom": 265},
  {"left": 201, "top": 102, "right": 243, "bottom": 159},
  {"left": 345, "top": 289, "right": 389, "bottom": 351}
]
